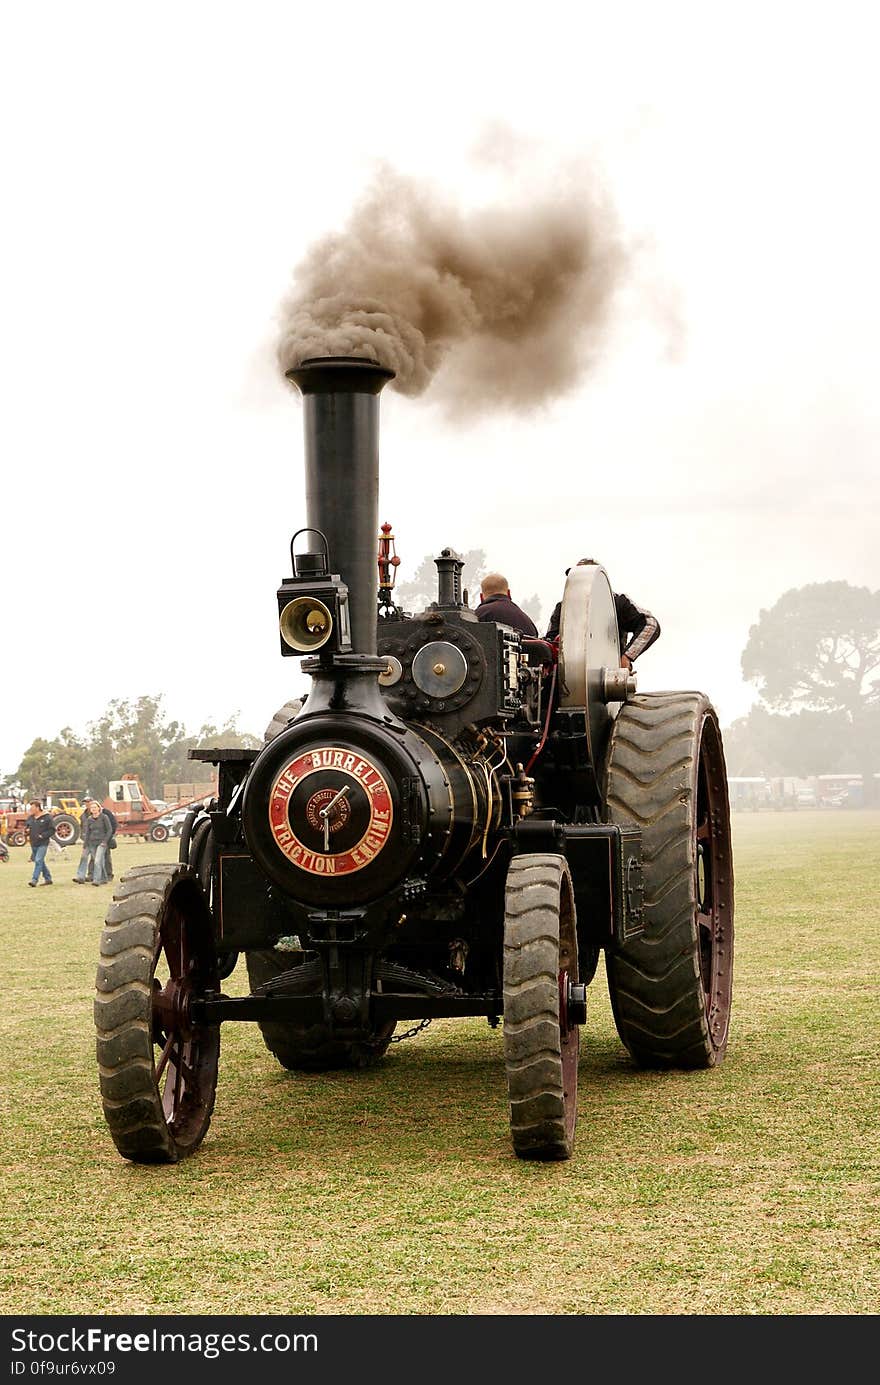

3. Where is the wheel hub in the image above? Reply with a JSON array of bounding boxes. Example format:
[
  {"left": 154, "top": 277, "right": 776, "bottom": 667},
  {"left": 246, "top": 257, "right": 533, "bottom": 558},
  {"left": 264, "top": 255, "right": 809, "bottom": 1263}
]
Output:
[
  {"left": 559, "top": 971, "right": 587, "bottom": 1035},
  {"left": 152, "top": 976, "right": 194, "bottom": 1040}
]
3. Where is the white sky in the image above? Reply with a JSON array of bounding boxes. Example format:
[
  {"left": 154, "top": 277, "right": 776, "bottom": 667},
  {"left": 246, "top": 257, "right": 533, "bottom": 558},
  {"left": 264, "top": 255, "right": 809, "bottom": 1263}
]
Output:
[{"left": 2, "top": 0, "right": 878, "bottom": 776}]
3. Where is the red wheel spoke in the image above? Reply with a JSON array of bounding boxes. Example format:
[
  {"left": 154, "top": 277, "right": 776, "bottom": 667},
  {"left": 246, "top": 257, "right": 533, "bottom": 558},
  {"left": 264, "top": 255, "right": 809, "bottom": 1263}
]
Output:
[
  {"left": 170, "top": 1042, "right": 184, "bottom": 1117},
  {"left": 155, "top": 1032, "right": 174, "bottom": 1081},
  {"left": 162, "top": 919, "right": 180, "bottom": 974},
  {"left": 177, "top": 1051, "right": 198, "bottom": 1088},
  {"left": 160, "top": 1044, "right": 180, "bottom": 1119}
]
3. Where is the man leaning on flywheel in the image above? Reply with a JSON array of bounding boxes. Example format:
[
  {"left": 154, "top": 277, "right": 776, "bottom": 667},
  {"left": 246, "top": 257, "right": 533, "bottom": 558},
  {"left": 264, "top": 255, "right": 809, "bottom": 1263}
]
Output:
[{"left": 544, "top": 557, "right": 661, "bottom": 670}]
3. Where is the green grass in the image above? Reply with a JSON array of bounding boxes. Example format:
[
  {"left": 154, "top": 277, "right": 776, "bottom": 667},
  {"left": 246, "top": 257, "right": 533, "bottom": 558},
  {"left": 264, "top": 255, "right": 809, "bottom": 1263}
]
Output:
[{"left": 1, "top": 813, "right": 878, "bottom": 1314}]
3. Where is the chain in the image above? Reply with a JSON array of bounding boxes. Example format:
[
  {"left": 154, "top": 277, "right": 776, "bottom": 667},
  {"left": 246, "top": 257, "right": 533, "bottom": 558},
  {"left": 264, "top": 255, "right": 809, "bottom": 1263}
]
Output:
[{"left": 388, "top": 1017, "right": 433, "bottom": 1045}]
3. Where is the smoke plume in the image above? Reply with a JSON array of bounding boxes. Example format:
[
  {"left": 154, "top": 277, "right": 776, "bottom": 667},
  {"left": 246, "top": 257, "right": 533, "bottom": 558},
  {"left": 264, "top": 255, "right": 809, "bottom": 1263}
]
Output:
[{"left": 276, "top": 166, "right": 625, "bottom": 415}]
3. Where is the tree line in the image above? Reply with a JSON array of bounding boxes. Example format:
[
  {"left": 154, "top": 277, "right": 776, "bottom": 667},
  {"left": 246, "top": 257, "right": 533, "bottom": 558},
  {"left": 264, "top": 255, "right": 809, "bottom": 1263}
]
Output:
[{"left": 2, "top": 697, "right": 260, "bottom": 802}]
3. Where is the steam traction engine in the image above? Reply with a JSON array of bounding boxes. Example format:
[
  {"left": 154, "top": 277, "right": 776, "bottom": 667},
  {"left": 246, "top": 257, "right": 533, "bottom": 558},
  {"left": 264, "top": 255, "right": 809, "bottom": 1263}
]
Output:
[{"left": 94, "top": 358, "right": 734, "bottom": 1163}]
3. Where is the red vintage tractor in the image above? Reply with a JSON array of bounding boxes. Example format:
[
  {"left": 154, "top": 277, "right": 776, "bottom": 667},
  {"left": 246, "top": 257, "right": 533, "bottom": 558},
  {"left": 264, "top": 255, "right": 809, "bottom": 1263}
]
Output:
[
  {"left": 1, "top": 791, "right": 83, "bottom": 847},
  {"left": 104, "top": 775, "right": 209, "bottom": 842}
]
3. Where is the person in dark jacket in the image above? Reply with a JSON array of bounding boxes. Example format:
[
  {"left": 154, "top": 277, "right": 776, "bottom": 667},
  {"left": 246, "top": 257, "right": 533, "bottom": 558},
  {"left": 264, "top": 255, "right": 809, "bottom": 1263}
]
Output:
[
  {"left": 73, "top": 800, "right": 113, "bottom": 886},
  {"left": 102, "top": 802, "right": 117, "bottom": 880},
  {"left": 473, "top": 572, "right": 538, "bottom": 637},
  {"left": 81, "top": 795, "right": 117, "bottom": 880},
  {"left": 27, "top": 800, "right": 55, "bottom": 887},
  {"left": 545, "top": 559, "right": 661, "bottom": 669}
]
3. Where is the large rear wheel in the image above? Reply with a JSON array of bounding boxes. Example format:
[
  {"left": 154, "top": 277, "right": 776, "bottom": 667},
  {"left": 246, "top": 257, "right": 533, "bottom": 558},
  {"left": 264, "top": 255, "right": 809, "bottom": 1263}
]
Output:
[
  {"left": 52, "top": 813, "right": 80, "bottom": 845},
  {"left": 503, "top": 853, "right": 581, "bottom": 1161},
  {"left": 94, "top": 864, "right": 220, "bottom": 1162},
  {"left": 604, "top": 692, "right": 734, "bottom": 1068},
  {"left": 263, "top": 699, "right": 303, "bottom": 743}
]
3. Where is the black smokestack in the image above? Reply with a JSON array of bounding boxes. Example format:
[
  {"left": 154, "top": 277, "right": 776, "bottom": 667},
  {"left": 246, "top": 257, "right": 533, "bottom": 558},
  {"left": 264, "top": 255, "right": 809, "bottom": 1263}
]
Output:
[
  {"left": 276, "top": 167, "right": 624, "bottom": 417},
  {"left": 286, "top": 356, "right": 393, "bottom": 656}
]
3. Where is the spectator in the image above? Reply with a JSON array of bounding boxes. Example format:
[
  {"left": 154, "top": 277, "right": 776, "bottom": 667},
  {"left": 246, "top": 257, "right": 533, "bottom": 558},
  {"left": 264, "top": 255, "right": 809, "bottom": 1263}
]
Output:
[
  {"left": 81, "top": 795, "right": 118, "bottom": 881},
  {"left": 27, "top": 799, "right": 55, "bottom": 887},
  {"left": 473, "top": 572, "right": 538, "bottom": 637},
  {"left": 103, "top": 802, "right": 118, "bottom": 881},
  {"left": 73, "top": 800, "right": 113, "bottom": 886}
]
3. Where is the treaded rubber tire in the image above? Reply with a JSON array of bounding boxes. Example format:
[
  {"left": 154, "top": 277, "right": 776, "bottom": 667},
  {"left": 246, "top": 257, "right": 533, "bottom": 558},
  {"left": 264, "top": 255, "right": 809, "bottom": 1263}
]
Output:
[
  {"left": 148, "top": 822, "right": 170, "bottom": 843},
  {"left": 263, "top": 699, "right": 303, "bottom": 743},
  {"left": 185, "top": 816, "right": 236, "bottom": 981},
  {"left": 52, "top": 813, "right": 79, "bottom": 845},
  {"left": 503, "top": 853, "right": 579, "bottom": 1161},
  {"left": 94, "top": 864, "right": 220, "bottom": 1162},
  {"left": 603, "top": 692, "right": 734, "bottom": 1069},
  {"left": 245, "top": 948, "right": 395, "bottom": 1071}
]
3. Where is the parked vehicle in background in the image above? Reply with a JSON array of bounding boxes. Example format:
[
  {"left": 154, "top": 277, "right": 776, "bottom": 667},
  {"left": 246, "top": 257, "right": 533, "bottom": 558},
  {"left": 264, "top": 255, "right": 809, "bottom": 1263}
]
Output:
[
  {"left": 43, "top": 791, "right": 84, "bottom": 844},
  {"left": 104, "top": 775, "right": 210, "bottom": 842},
  {"left": 163, "top": 781, "right": 216, "bottom": 805},
  {"left": 724, "top": 774, "right": 876, "bottom": 811},
  {"left": 0, "top": 796, "right": 24, "bottom": 843},
  {"left": 1, "top": 790, "right": 84, "bottom": 846},
  {"left": 155, "top": 807, "right": 193, "bottom": 838},
  {"left": 727, "top": 777, "right": 771, "bottom": 811}
]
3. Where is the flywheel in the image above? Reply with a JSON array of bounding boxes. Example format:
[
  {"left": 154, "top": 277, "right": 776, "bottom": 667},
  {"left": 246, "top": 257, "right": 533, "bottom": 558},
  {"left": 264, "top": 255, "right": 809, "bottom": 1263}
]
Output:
[{"left": 558, "top": 562, "right": 623, "bottom": 776}]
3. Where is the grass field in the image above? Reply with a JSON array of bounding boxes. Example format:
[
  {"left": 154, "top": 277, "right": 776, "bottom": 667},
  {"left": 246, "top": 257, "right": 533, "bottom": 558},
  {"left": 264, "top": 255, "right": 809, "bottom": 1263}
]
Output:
[{"left": 1, "top": 812, "right": 878, "bottom": 1315}]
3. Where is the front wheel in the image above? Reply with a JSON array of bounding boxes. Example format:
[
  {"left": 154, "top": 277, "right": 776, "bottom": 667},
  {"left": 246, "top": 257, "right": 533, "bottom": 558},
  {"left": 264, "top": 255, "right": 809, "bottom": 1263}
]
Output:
[
  {"left": 149, "top": 822, "right": 170, "bottom": 843},
  {"left": 503, "top": 853, "right": 580, "bottom": 1161},
  {"left": 94, "top": 864, "right": 220, "bottom": 1162},
  {"left": 604, "top": 691, "right": 734, "bottom": 1068}
]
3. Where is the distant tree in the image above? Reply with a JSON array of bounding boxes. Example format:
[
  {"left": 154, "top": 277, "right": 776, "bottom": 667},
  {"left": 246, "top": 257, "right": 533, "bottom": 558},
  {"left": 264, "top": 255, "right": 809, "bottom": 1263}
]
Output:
[
  {"left": 722, "top": 705, "right": 856, "bottom": 778},
  {"left": 163, "top": 717, "right": 262, "bottom": 786},
  {"left": 85, "top": 697, "right": 190, "bottom": 800},
  {"left": 395, "top": 549, "right": 487, "bottom": 611},
  {"left": 741, "top": 581, "right": 880, "bottom": 800},
  {"left": 17, "top": 728, "right": 90, "bottom": 796},
  {"left": 197, "top": 718, "right": 261, "bottom": 752},
  {"left": 16, "top": 698, "right": 260, "bottom": 801}
]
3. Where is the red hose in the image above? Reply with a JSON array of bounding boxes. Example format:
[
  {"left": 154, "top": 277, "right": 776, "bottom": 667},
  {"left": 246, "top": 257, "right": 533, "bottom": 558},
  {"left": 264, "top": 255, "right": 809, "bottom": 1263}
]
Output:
[{"left": 525, "top": 663, "right": 557, "bottom": 775}]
